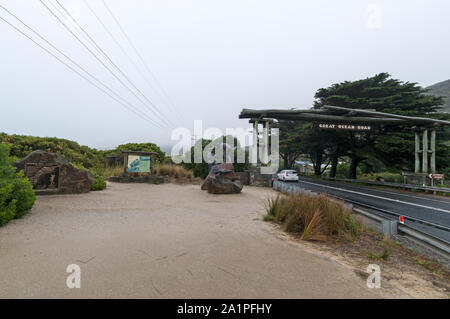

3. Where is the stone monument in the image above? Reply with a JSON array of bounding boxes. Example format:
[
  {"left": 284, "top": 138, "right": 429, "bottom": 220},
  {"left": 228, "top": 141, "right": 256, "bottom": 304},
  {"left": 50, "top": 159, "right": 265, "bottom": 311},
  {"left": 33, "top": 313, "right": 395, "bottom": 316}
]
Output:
[
  {"left": 13, "top": 150, "right": 94, "bottom": 194},
  {"left": 201, "top": 143, "right": 243, "bottom": 194}
]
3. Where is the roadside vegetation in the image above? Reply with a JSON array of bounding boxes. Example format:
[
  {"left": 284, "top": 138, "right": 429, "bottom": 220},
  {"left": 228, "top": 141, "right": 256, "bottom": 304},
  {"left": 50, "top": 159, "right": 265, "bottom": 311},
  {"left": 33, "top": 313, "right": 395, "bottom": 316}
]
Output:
[
  {"left": 182, "top": 136, "right": 249, "bottom": 179},
  {"left": 263, "top": 191, "right": 450, "bottom": 295},
  {"left": 263, "top": 193, "right": 363, "bottom": 241},
  {"left": 0, "top": 133, "right": 171, "bottom": 192},
  {"left": 0, "top": 144, "right": 35, "bottom": 226},
  {"left": 277, "top": 73, "right": 450, "bottom": 180}
]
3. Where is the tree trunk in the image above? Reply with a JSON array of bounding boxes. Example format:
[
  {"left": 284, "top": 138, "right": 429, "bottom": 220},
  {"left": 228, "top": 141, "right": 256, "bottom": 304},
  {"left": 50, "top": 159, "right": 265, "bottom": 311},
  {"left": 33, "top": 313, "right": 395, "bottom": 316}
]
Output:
[
  {"left": 330, "top": 153, "right": 338, "bottom": 178},
  {"left": 313, "top": 151, "right": 323, "bottom": 175},
  {"left": 348, "top": 156, "right": 361, "bottom": 179},
  {"left": 288, "top": 154, "right": 296, "bottom": 169},
  {"left": 282, "top": 154, "right": 288, "bottom": 169}
]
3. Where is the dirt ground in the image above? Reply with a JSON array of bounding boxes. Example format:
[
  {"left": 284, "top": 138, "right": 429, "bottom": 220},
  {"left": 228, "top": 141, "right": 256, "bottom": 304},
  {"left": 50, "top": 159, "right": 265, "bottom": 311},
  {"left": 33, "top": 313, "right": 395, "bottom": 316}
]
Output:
[
  {"left": 269, "top": 225, "right": 450, "bottom": 299},
  {"left": 0, "top": 182, "right": 445, "bottom": 298}
]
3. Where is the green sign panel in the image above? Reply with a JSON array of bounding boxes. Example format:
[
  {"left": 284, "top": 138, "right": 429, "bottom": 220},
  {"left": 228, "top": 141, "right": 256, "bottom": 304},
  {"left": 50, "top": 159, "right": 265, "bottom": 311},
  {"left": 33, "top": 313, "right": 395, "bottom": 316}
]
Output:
[{"left": 127, "top": 155, "right": 150, "bottom": 173}]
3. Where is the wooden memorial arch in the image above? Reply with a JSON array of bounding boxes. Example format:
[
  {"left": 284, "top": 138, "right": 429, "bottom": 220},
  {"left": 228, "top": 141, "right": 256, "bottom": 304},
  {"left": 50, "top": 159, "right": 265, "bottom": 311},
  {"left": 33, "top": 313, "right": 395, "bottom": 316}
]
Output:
[{"left": 239, "top": 105, "right": 450, "bottom": 174}]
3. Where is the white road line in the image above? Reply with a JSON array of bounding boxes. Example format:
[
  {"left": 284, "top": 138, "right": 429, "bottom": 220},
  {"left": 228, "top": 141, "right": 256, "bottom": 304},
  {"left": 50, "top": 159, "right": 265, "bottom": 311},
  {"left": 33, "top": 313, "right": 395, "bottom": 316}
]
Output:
[
  {"left": 299, "top": 180, "right": 450, "bottom": 214},
  {"left": 332, "top": 182, "right": 450, "bottom": 205}
]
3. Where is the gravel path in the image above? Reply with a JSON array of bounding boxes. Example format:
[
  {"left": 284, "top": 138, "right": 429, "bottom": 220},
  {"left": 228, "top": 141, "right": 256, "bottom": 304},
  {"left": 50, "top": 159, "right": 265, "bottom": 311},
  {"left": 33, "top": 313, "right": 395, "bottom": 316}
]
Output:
[{"left": 0, "top": 182, "right": 393, "bottom": 298}]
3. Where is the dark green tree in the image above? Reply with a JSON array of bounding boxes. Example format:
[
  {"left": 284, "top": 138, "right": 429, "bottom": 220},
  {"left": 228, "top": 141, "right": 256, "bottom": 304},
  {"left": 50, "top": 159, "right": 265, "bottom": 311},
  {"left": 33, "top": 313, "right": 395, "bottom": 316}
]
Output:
[
  {"left": 314, "top": 73, "right": 446, "bottom": 178},
  {"left": 112, "top": 143, "right": 165, "bottom": 163},
  {"left": 276, "top": 120, "right": 303, "bottom": 170},
  {"left": 182, "top": 136, "right": 249, "bottom": 179}
]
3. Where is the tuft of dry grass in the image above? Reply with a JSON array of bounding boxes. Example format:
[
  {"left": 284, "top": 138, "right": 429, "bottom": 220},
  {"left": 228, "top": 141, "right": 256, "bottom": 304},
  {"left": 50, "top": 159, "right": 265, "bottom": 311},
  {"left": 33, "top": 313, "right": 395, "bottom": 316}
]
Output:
[
  {"left": 264, "top": 193, "right": 363, "bottom": 241},
  {"left": 102, "top": 165, "right": 123, "bottom": 179},
  {"left": 154, "top": 164, "right": 194, "bottom": 180}
]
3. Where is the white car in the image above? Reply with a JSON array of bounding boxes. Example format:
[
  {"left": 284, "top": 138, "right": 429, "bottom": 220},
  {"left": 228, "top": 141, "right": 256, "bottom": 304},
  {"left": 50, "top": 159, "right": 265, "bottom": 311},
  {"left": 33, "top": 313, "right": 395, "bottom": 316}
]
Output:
[{"left": 277, "top": 170, "right": 299, "bottom": 182}]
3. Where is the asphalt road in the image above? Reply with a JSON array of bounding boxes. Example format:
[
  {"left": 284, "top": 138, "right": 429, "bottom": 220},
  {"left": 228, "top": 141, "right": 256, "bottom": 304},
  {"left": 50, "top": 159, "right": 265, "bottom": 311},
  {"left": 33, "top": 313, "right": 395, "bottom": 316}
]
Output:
[{"left": 289, "top": 178, "right": 450, "bottom": 243}]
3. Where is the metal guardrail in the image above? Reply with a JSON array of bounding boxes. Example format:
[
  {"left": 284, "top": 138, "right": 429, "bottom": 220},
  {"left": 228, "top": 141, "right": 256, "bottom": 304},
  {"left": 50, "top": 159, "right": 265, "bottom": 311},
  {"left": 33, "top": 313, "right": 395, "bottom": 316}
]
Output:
[
  {"left": 272, "top": 180, "right": 450, "bottom": 257},
  {"left": 328, "top": 193, "right": 450, "bottom": 232},
  {"left": 322, "top": 176, "right": 450, "bottom": 194},
  {"left": 398, "top": 225, "right": 450, "bottom": 256}
]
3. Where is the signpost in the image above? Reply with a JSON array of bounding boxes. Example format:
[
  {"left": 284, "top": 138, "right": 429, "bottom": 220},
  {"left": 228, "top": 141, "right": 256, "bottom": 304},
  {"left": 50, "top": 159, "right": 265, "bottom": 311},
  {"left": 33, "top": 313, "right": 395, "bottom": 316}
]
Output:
[
  {"left": 429, "top": 173, "right": 445, "bottom": 180},
  {"left": 399, "top": 216, "right": 404, "bottom": 224},
  {"left": 428, "top": 173, "right": 445, "bottom": 188}
]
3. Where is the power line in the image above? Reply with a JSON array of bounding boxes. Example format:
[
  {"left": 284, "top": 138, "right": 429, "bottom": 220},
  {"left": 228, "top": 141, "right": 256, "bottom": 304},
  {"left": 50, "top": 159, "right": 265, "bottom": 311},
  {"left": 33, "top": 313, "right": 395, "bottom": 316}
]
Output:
[
  {"left": 0, "top": 4, "right": 163, "bottom": 129},
  {"left": 82, "top": 0, "right": 182, "bottom": 125},
  {"left": 39, "top": 0, "right": 171, "bottom": 128},
  {"left": 53, "top": 0, "right": 174, "bottom": 128},
  {"left": 0, "top": 8, "right": 163, "bottom": 128},
  {"left": 101, "top": 0, "right": 183, "bottom": 121},
  {"left": 49, "top": 0, "right": 172, "bottom": 128}
]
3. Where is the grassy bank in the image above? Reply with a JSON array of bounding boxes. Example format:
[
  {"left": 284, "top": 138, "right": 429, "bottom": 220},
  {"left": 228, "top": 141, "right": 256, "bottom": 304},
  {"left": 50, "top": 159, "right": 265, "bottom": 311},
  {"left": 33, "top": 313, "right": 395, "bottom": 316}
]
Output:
[
  {"left": 264, "top": 193, "right": 363, "bottom": 241},
  {"left": 263, "top": 191, "right": 450, "bottom": 296}
]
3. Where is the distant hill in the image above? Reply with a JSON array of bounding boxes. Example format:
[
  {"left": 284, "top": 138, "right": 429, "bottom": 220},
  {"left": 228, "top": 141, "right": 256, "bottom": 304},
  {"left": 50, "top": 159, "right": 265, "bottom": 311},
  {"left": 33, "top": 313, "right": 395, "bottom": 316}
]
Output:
[{"left": 426, "top": 79, "right": 450, "bottom": 113}]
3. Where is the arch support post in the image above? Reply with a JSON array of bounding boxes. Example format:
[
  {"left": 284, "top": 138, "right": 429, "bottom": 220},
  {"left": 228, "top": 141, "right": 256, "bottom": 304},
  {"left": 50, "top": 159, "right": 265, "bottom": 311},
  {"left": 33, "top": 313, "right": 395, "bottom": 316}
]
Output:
[
  {"left": 259, "top": 121, "right": 269, "bottom": 165},
  {"left": 251, "top": 120, "right": 258, "bottom": 166},
  {"left": 430, "top": 129, "right": 436, "bottom": 174},
  {"left": 415, "top": 131, "right": 420, "bottom": 173},
  {"left": 422, "top": 129, "right": 428, "bottom": 173}
]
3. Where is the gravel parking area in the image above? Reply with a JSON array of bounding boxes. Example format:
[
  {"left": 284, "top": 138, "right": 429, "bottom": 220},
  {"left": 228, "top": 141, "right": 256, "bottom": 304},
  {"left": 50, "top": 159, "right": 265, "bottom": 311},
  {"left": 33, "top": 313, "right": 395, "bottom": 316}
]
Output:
[{"left": 0, "top": 182, "right": 396, "bottom": 298}]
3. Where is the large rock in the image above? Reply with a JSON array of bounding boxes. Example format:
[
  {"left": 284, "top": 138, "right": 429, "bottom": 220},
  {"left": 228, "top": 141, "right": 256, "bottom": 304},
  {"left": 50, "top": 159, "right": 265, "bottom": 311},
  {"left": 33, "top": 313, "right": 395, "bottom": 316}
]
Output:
[
  {"left": 58, "top": 164, "right": 94, "bottom": 194},
  {"left": 201, "top": 163, "right": 243, "bottom": 194},
  {"left": 14, "top": 150, "right": 94, "bottom": 194}
]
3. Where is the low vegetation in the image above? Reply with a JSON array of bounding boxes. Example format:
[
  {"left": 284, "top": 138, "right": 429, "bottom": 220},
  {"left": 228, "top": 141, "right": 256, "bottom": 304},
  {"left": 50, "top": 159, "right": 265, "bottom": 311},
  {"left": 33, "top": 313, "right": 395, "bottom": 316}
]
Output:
[
  {"left": 0, "top": 133, "right": 104, "bottom": 170},
  {"left": 155, "top": 164, "right": 198, "bottom": 182},
  {"left": 0, "top": 144, "right": 36, "bottom": 226},
  {"left": 102, "top": 142, "right": 165, "bottom": 163},
  {"left": 0, "top": 133, "right": 172, "bottom": 192},
  {"left": 360, "top": 172, "right": 404, "bottom": 184},
  {"left": 101, "top": 165, "right": 124, "bottom": 179},
  {"left": 368, "top": 249, "right": 390, "bottom": 261},
  {"left": 263, "top": 193, "right": 363, "bottom": 241}
]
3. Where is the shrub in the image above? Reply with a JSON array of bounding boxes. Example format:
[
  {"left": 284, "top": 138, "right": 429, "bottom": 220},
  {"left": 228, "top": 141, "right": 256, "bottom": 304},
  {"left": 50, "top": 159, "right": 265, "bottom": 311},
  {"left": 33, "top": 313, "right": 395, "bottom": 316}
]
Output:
[
  {"left": 264, "top": 193, "right": 363, "bottom": 241},
  {"left": 0, "top": 184, "right": 16, "bottom": 225},
  {"left": 107, "top": 142, "right": 165, "bottom": 164},
  {"left": 155, "top": 164, "right": 194, "bottom": 180},
  {"left": 0, "top": 132, "right": 167, "bottom": 175},
  {"left": 90, "top": 173, "right": 107, "bottom": 191},
  {"left": 0, "top": 132, "right": 104, "bottom": 169},
  {"left": 0, "top": 143, "right": 36, "bottom": 225},
  {"left": 336, "top": 162, "right": 362, "bottom": 179},
  {"left": 361, "top": 172, "right": 403, "bottom": 183},
  {"left": 10, "top": 170, "right": 37, "bottom": 218}
]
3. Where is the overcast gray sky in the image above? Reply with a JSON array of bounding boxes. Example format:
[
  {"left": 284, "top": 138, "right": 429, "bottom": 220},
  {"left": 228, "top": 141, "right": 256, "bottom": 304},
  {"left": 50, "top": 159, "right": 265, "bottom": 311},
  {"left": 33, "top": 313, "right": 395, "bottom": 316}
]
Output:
[{"left": 1, "top": 0, "right": 449, "bottom": 151}]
